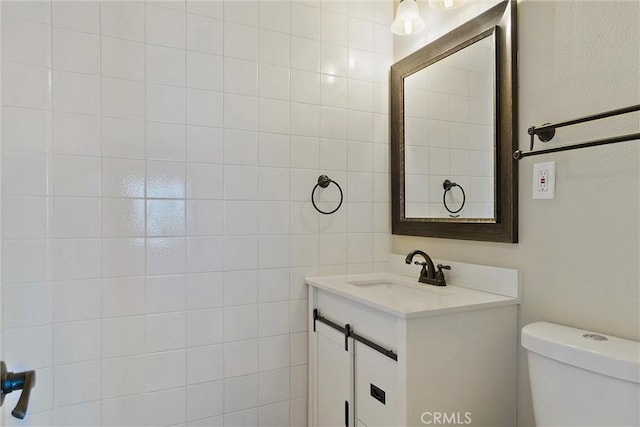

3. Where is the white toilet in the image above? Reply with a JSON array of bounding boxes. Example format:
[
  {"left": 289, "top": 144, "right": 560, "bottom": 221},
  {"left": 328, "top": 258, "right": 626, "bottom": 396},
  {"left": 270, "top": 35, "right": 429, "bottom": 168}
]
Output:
[{"left": 522, "top": 321, "right": 640, "bottom": 426}]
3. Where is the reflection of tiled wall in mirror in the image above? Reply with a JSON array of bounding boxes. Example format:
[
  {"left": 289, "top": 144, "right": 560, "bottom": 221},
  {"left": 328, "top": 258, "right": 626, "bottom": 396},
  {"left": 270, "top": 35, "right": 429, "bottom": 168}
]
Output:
[{"left": 404, "top": 34, "right": 495, "bottom": 219}]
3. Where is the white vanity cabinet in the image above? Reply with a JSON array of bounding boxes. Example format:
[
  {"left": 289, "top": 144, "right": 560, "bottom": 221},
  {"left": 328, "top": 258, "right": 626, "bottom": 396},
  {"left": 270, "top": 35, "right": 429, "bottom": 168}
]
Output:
[{"left": 307, "top": 263, "right": 519, "bottom": 427}]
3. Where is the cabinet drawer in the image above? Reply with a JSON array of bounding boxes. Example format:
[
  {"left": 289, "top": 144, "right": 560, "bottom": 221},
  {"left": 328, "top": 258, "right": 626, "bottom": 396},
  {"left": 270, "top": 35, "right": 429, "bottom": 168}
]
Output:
[
  {"left": 355, "top": 342, "right": 399, "bottom": 427},
  {"left": 315, "top": 288, "right": 399, "bottom": 351}
]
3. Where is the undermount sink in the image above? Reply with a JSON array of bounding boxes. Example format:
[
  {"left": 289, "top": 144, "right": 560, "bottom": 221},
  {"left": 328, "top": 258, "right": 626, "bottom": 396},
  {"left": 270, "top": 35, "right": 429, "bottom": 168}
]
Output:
[{"left": 346, "top": 279, "right": 438, "bottom": 299}]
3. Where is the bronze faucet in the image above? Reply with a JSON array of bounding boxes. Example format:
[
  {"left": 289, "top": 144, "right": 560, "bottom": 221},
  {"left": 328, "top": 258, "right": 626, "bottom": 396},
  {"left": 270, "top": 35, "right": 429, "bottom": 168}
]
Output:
[{"left": 405, "top": 250, "right": 451, "bottom": 286}]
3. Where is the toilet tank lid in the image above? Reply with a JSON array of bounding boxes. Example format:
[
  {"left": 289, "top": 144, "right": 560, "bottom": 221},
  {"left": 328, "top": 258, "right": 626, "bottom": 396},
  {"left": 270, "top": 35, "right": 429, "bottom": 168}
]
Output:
[{"left": 522, "top": 322, "right": 640, "bottom": 384}]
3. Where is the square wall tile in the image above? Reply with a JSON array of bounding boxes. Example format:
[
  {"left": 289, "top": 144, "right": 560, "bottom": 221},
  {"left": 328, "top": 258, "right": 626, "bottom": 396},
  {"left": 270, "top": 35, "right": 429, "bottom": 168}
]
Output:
[
  {"left": 187, "top": 200, "right": 224, "bottom": 236},
  {"left": 187, "top": 273, "right": 224, "bottom": 310},
  {"left": 54, "top": 320, "right": 101, "bottom": 364},
  {"left": 147, "top": 84, "right": 186, "bottom": 124},
  {"left": 53, "top": 70, "right": 100, "bottom": 115},
  {"left": 3, "top": 152, "right": 49, "bottom": 196},
  {"left": 187, "top": 14, "right": 224, "bottom": 55},
  {"left": 101, "top": 37, "right": 145, "bottom": 81},
  {"left": 224, "top": 270, "right": 258, "bottom": 306},
  {"left": 145, "top": 388, "right": 187, "bottom": 426},
  {"left": 187, "top": 125, "right": 224, "bottom": 164},
  {"left": 2, "top": 62, "right": 50, "bottom": 109},
  {"left": 147, "top": 160, "right": 186, "bottom": 198},
  {"left": 53, "top": 238, "right": 101, "bottom": 280},
  {"left": 224, "top": 235, "right": 258, "bottom": 271},
  {"left": 187, "top": 344, "right": 223, "bottom": 384},
  {"left": 187, "top": 163, "right": 223, "bottom": 199},
  {"left": 224, "top": 375, "right": 258, "bottom": 413},
  {"left": 146, "top": 45, "right": 186, "bottom": 86},
  {"left": 223, "top": 0, "right": 258, "bottom": 27},
  {"left": 146, "top": 4, "right": 186, "bottom": 49},
  {"left": 223, "top": 305, "right": 257, "bottom": 341},
  {"left": 53, "top": 197, "right": 101, "bottom": 238},
  {"left": 188, "top": 381, "right": 224, "bottom": 421},
  {"left": 102, "top": 355, "right": 146, "bottom": 399},
  {"left": 102, "top": 117, "right": 145, "bottom": 159},
  {"left": 2, "top": 107, "right": 52, "bottom": 153},
  {"left": 54, "top": 155, "right": 101, "bottom": 197},
  {"left": 184, "top": 236, "right": 223, "bottom": 274},
  {"left": 100, "top": 1, "right": 145, "bottom": 41},
  {"left": 53, "top": 28, "right": 99, "bottom": 74},
  {"left": 102, "top": 238, "right": 146, "bottom": 278},
  {"left": 224, "top": 58, "right": 258, "bottom": 96},
  {"left": 224, "top": 22, "right": 258, "bottom": 61},
  {"left": 102, "top": 158, "right": 145, "bottom": 198},
  {"left": 291, "top": 37, "right": 320, "bottom": 72},
  {"left": 258, "top": 368, "right": 289, "bottom": 405},
  {"left": 147, "top": 312, "right": 186, "bottom": 352},
  {"left": 187, "top": 89, "right": 223, "bottom": 127},
  {"left": 258, "top": 29, "right": 290, "bottom": 67},
  {"left": 147, "top": 122, "right": 186, "bottom": 161},
  {"left": 187, "top": 51, "right": 223, "bottom": 91},
  {"left": 102, "top": 277, "right": 146, "bottom": 318},
  {"left": 53, "top": 0, "right": 99, "bottom": 33},
  {"left": 147, "top": 237, "right": 186, "bottom": 276},
  {"left": 3, "top": 196, "right": 48, "bottom": 239},
  {"left": 147, "top": 199, "right": 186, "bottom": 237},
  {"left": 53, "top": 113, "right": 100, "bottom": 156},
  {"left": 2, "top": 17, "right": 51, "bottom": 67},
  {"left": 223, "top": 339, "right": 258, "bottom": 377},
  {"left": 291, "top": 3, "right": 320, "bottom": 40},
  {"left": 3, "top": 282, "right": 52, "bottom": 328},
  {"left": 224, "top": 94, "right": 258, "bottom": 131},
  {"left": 54, "top": 361, "right": 101, "bottom": 406},
  {"left": 259, "top": 1, "right": 290, "bottom": 33},
  {"left": 187, "top": 308, "right": 223, "bottom": 346},
  {"left": 145, "top": 351, "right": 186, "bottom": 392},
  {"left": 101, "top": 77, "right": 145, "bottom": 120}
]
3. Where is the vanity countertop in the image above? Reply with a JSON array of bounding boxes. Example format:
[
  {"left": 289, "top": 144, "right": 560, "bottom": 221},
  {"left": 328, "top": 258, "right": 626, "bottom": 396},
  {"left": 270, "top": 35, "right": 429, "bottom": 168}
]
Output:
[{"left": 306, "top": 272, "right": 518, "bottom": 319}]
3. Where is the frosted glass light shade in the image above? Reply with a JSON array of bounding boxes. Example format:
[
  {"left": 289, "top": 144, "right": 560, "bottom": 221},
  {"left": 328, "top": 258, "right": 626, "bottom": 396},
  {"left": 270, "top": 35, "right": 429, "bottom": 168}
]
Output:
[
  {"left": 390, "top": 0, "right": 425, "bottom": 36},
  {"left": 428, "top": 0, "right": 466, "bottom": 10}
]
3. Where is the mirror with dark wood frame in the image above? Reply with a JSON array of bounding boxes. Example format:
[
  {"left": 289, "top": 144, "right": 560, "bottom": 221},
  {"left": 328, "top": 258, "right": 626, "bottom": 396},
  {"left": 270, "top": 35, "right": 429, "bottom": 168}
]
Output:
[{"left": 390, "top": 0, "right": 517, "bottom": 242}]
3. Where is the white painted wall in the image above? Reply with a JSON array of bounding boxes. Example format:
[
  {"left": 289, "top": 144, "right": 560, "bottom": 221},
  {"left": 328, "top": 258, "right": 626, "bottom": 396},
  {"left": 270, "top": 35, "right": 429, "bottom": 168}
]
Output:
[
  {"left": 395, "top": 1, "right": 640, "bottom": 425},
  {"left": 0, "top": 0, "right": 393, "bottom": 425}
]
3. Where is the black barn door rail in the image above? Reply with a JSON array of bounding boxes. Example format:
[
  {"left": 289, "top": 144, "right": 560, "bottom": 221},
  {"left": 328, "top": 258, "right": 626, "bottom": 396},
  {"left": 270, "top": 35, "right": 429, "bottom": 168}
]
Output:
[{"left": 313, "top": 309, "right": 398, "bottom": 362}]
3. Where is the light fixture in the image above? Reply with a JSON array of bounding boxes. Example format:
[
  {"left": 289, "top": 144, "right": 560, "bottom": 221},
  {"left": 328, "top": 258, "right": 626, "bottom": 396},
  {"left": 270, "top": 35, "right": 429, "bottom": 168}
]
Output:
[
  {"left": 390, "top": 0, "right": 425, "bottom": 36},
  {"left": 428, "top": 0, "right": 466, "bottom": 10}
]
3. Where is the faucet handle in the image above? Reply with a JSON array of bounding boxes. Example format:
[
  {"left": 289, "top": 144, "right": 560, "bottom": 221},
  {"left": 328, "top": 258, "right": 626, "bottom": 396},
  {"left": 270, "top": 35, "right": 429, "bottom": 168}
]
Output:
[{"left": 435, "top": 264, "right": 451, "bottom": 285}]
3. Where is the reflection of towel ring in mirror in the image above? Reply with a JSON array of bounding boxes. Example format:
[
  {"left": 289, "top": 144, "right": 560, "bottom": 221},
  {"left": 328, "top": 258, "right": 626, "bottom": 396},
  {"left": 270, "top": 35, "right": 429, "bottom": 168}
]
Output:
[
  {"left": 312, "top": 175, "right": 343, "bottom": 215},
  {"left": 442, "top": 179, "right": 466, "bottom": 215}
]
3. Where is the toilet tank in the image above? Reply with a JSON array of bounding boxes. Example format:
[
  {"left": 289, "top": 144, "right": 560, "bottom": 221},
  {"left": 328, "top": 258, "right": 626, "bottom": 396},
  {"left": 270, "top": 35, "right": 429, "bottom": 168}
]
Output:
[{"left": 522, "top": 322, "right": 640, "bottom": 427}]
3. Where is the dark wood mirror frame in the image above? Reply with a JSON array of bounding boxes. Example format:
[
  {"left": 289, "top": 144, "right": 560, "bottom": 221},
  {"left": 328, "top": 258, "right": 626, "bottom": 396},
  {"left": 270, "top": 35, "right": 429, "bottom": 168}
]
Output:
[{"left": 391, "top": 0, "right": 517, "bottom": 243}]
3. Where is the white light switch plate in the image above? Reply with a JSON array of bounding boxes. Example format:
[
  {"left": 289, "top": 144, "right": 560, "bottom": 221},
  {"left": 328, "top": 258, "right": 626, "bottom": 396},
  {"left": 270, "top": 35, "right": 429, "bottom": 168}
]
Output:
[{"left": 533, "top": 161, "right": 556, "bottom": 199}]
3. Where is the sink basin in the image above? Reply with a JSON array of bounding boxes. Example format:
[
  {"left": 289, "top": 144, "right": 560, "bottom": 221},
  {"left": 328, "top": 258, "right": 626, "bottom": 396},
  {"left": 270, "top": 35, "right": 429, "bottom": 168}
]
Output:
[{"left": 346, "top": 279, "right": 436, "bottom": 299}]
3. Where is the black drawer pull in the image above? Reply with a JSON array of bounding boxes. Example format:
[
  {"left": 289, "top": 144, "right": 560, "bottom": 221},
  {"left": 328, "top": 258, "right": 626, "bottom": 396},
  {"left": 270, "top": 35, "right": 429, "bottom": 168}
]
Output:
[{"left": 370, "top": 383, "right": 386, "bottom": 405}]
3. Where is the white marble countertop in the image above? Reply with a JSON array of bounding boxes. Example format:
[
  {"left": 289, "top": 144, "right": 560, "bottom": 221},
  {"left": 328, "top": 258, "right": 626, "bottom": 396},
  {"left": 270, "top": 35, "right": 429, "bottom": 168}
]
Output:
[
  {"left": 306, "top": 255, "right": 520, "bottom": 319},
  {"left": 306, "top": 272, "right": 517, "bottom": 319}
]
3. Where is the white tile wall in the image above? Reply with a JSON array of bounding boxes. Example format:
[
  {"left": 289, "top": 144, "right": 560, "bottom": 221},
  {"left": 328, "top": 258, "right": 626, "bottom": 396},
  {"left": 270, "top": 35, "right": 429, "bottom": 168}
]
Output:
[{"left": 1, "top": 0, "right": 393, "bottom": 425}]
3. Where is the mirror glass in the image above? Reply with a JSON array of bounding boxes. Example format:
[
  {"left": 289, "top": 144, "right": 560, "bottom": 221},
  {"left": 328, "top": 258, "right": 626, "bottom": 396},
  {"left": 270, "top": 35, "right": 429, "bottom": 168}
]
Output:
[
  {"left": 403, "top": 32, "right": 495, "bottom": 219},
  {"left": 390, "top": 0, "right": 517, "bottom": 242}
]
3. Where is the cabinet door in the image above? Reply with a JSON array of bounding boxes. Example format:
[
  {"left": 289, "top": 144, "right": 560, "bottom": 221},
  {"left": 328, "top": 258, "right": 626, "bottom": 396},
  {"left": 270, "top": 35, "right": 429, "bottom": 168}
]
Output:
[
  {"left": 314, "top": 322, "right": 354, "bottom": 427},
  {"left": 355, "top": 342, "right": 399, "bottom": 427}
]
